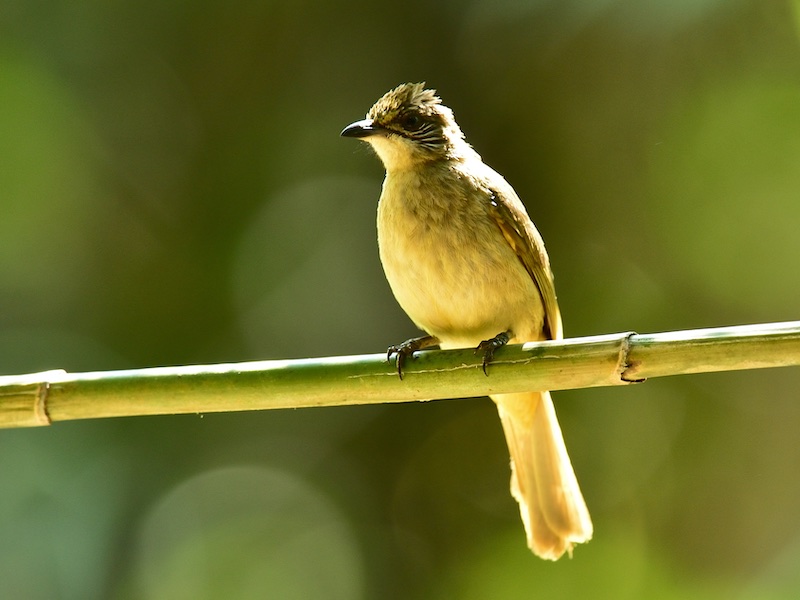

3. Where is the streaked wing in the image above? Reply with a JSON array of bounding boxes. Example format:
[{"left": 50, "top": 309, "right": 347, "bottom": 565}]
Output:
[{"left": 488, "top": 189, "right": 563, "bottom": 341}]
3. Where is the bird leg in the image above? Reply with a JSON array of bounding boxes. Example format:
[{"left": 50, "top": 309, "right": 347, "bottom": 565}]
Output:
[{"left": 387, "top": 334, "right": 439, "bottom": 380}]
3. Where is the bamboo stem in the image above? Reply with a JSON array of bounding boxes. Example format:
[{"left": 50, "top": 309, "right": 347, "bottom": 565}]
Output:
[{"left": 1, "top": 321, "right": 798, "bottom": 429}]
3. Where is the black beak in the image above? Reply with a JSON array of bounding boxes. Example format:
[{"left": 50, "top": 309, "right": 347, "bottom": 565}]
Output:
[{"left": 340, "top": 118, "right": 380, "bottom": 138}]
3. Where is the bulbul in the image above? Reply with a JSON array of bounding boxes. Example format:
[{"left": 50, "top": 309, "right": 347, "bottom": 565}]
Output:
[{"left": 341, "top": 83, "right": 592, "bottom": 559}]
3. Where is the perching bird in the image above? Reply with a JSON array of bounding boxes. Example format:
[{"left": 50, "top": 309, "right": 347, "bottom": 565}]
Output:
[{"left": 341, "top": 83, "right": 592, "bottom": 559}]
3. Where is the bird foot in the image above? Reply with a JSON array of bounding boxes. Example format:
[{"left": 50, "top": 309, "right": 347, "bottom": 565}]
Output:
[
  {"left": 387, "top": 335, "right": 439, "bottom": 380},
  {"left": 475, "top": 330, "right": 512, "bottom": 376}
]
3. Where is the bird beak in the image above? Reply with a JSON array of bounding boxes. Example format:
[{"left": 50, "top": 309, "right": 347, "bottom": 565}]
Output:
[{"left": 340, "top": 118, "right": 381, "bottom": 138}]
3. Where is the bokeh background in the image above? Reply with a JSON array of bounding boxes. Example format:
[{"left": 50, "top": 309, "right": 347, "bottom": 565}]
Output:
[{"left": 2, "top": 0, "right": 800, "bottom": 597}]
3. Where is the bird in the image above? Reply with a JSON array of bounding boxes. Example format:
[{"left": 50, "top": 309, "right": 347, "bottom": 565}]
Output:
[{"left": 341, "top": 82, "right": 592, "bottom": 560}]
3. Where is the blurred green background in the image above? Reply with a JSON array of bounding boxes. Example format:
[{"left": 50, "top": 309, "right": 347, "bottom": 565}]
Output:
[{"left": 2, "top": 0, "right": 800, "bottom": 597}]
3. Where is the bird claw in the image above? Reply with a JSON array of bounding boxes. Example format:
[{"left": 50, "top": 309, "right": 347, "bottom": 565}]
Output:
[
  {"left": 386, "top": 343, "right": 412, "bottom": 380},
  {"left": 387, "top": 335, "right": 439, "bottom": 380},
  {"left": 475, "top": 330, "right": 511, "bottom": 376}
]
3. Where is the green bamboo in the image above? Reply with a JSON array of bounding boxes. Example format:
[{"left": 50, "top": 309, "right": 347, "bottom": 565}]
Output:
[{"left": 1, "top": 321, "right": 798, "bottom": 429}]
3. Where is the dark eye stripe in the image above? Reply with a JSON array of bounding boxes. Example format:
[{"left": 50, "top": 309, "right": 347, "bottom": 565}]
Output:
[{"left": 381, "top": 113, "right": 446, "bottom": 153}]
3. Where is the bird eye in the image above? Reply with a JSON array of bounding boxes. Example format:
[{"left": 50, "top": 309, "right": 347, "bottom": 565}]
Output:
[{"left": 401, "top": 113, "right": 422, "bottom": 130}]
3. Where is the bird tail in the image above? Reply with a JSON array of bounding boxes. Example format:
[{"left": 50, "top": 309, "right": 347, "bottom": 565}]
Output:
[{"left": 490, "top": 391, "right": 593, "bottom": 560}]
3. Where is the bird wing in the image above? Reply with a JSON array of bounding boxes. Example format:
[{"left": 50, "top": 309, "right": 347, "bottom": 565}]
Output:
[{"left": 487, "top": 187, "right": 563, "bottom": 341}]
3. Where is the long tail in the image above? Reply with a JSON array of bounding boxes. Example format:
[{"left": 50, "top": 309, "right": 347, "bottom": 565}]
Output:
[{"left": 490, "top": 391, "right": 593, "bottom": 560}]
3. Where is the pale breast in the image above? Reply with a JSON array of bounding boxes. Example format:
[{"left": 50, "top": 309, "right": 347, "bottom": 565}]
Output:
[{"left": 376, "top": 165, "right": 545, "bottom": 348}]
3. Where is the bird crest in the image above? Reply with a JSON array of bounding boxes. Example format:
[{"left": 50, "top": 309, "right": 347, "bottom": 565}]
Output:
[{"left": 367, "top": 83, "right": 441, "bottom": 122}]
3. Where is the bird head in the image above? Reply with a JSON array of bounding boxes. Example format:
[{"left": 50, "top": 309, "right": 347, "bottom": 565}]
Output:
[{"left": 341, "top": 83, "right": 468, "bottom": 171}]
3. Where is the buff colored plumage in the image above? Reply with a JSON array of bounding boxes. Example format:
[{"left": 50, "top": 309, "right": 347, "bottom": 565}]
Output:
[{"left": 342, "top": 83, "right": 592, "bottom": 559}]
